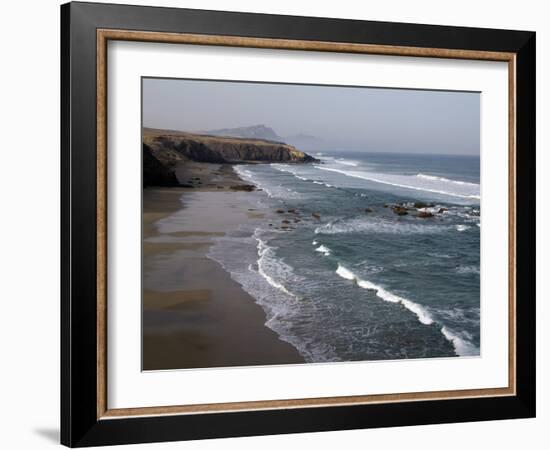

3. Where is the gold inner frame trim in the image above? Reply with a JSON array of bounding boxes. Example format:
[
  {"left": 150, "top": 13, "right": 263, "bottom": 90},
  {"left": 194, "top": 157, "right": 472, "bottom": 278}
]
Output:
[{"left": 96, "top": 28, "right": 517, "bottom": 420}]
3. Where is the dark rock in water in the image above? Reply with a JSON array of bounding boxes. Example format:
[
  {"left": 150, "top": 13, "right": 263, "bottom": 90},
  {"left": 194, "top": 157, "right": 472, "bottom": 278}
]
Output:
[
  {"left": 392, "top": 206, "right": 408, "bottom": 216},
  {"left": 438, "top": 207, "right": 448, "bottom": 213},
  {"left": 180, "top": 183, "right": 194, "bottom": 188},
  {"left": 288, "top": 209, "right": 298, "bottom": 214},
  {"left": 294, "top": 219, "right": 301, "bottom": 223},
  {"left": 364, "top": 208, "right": 374, "bottom": 213},
  {"left": 248, "top": 208, "right": 255, "bottom": 211},
  {"left": 217, "top": 186, "right": 224, "bottom": 189},
  {"left": 276, "top": 209, "right": 285, "bottom": 214},
  {"left": 230, "top": 184, "right": 256, "bottom": 192},
  {"left": 312, "top": 213, "right": 321, "bottom": 219},
  {"left": 384, "top": 204, "right": 389, "bottom": 208},
  {"left": 414, "top": 201, "right": 434, "bottom": 209},
  {"left": 268, "top": 224, "right": 273, "bottom": 226},
  {"left": 282, "top": 220, "right": 291, "bottom": 224},
  {"left": 417, "top": 211, "right": 434, "bottom": 218}
]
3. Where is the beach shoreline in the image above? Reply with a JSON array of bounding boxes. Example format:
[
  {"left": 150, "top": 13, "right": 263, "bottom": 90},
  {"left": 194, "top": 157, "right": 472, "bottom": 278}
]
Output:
[{"left": 142, "top": 161, "right": 304, "bottom": 370}]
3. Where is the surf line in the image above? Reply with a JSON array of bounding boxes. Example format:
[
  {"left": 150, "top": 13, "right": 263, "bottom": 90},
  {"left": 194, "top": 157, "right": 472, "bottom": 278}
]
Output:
[
  {"left": 334, "top": 263, "right": 474, "bottom": 356},
  {"left": 316, "top": 166, "right": 480, "bottom": 200}
]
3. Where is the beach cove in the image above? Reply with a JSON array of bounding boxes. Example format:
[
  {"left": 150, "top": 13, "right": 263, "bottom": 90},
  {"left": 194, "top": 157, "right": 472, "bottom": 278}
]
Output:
[{"left": 142, "top": 162, "right": 304, "bottom": 370}]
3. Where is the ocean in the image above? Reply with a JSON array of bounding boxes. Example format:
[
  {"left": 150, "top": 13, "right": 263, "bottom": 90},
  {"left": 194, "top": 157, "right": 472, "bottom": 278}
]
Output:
[{"left": 207, "top": 151, "right": 481, "bottom": 363}]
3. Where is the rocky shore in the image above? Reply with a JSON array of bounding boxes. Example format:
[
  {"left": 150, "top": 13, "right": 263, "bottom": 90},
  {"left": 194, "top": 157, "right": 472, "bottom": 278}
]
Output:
[{"left": 143, "top": 127, "right": 318, "bottom": 187}]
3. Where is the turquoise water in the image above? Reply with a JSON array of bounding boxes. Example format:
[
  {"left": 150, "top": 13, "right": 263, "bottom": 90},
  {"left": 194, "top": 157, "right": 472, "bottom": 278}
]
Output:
[{"left": 208, "top": 152, "right": 480, "bottom": 363}]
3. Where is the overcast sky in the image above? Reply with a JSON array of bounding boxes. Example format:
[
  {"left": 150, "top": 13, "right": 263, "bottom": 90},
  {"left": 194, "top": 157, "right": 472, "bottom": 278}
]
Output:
[{"left": 143, "top": 77, "right": 480, "bottom": 155}]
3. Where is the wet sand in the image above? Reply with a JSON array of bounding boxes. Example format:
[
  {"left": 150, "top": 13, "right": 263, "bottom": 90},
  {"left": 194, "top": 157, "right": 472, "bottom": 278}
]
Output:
[{"left": 143, "top": 162, "right": 304, "bottom": 370}]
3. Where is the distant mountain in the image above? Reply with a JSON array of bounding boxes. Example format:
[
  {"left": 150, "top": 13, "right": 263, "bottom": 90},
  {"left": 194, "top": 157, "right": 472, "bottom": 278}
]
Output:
[
  {"left": 204, "top": 125, "right": 284, "bottom": 143},
  {"left": 202, "top": 125, "right": 324, "bottom": 151}
]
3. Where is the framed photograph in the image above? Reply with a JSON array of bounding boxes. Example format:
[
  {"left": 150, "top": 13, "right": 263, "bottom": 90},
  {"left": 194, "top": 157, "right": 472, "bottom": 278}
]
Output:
[{"left": 61, "top": 2, "right": 536, "bottom": 447}]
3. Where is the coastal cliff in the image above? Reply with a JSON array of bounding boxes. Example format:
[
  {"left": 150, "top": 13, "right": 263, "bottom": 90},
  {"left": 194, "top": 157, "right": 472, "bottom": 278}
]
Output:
[
  {"left": 143, "top": 144, "right": 180, "bottom": 187},
  {"left": 143, "top": 127, "right": 318, "bottom": 187}
]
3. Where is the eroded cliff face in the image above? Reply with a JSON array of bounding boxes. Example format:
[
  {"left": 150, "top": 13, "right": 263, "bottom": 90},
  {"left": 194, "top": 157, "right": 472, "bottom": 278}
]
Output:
[
  {"left": 144, "top": 128, "right": 318, "bottom": 165},
  {"left": 143, "top": 144, "right": 180, "bottom": 187},
  {"left": 142, "top": 128, "right": 318, "bottom": 187}
]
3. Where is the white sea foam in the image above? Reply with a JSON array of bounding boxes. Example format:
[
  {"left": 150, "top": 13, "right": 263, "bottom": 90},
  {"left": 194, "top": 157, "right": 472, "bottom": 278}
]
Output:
[
  {"left": 334, "top": 264, "right": 480, "bottom": 356},
  {"left": 455, "top": 265, "right": 480, "bottom": 275},
  {"left": 335, "top": 264, "right": 355, "bottom": 280},
  {"left": 273, "top": 164, "right": 336, "bottom": 189},
  {"left": 335, "top": 159, "right": 359, "bottom": 167},
  {"left": 436, "top": 307, "right": 480, "bottom": 326},
  {"left": 208, "top": 230, "right": 340, "bottom": 362},
  {"left": 456, "top": 224, "right": 471, "bottom": 232},
  {"left": 312, "top": 240, "right": 318, "bottom": 246},
  {"left": 315, "top": 245, "right": 332, "bottom": 256},
  {"left": 440, "top": 326, "right": 479, "bottom": 356},
  {"left": 416, "top": 173, "right": 479, "bottom": 187},
  {"left": 315, "top": 166, "right": 480, "bottom": 200},
  {"left": 335, "top": 264, "right": 434, "bottom": 325},
  {"left": 315, "top": 217, "right": 449, "bottom": 235},
  {"left": 312, "top": 180, "right": 335, "bottom": 188},
  {"left": 234, "top": 165, "right": 303, "bottom": 199},
  {"left": 256, "top": 238, "right": 297, "bottom": 298},
  {"left": 427, "top": 252, "right": 452, "bottom": 259}
]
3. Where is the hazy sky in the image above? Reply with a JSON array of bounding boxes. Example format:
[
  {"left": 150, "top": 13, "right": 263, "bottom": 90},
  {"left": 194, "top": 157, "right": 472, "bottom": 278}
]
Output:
[{"left": 143, "top": 77, "right": 480, "bottom": 155}]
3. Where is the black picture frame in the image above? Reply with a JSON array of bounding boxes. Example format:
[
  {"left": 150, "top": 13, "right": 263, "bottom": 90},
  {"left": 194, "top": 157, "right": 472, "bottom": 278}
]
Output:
[{"left": 61, "top": 1, "right": 536, "bottom": 447}]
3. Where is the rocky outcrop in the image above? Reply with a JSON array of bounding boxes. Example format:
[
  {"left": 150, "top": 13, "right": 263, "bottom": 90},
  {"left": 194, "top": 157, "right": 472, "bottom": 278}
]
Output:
[
  {"left": 417, "top": 211, "right": 434, "bottom": 218},
  {"left": 143, "top": 144, "right": 180, "bottom": 187},
  {"left": 230, "top": 184, "right": 256, "bottom": 192},
  {"left": 392, "top": 205, "right": 408, "bottom": 216},
  {"left": 143, "top": 128, "right": 318, "bottom": 168},
  {"left": 413, "top": 201, "right": 434, "bottom": 209}
]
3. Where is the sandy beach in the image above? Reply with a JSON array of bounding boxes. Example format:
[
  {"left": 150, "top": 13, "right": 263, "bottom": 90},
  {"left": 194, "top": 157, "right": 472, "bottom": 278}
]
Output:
[{"left": 142, "top": 161, "right": 304, "bottom": 370}]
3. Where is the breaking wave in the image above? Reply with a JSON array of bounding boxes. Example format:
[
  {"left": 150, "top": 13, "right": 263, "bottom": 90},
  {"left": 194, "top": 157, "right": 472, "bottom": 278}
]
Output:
[
  {"left": 233, "top": 165, "right": 302, "bottom": 199},
  {"left": 315, "top": 166, "right": 480, "bottom": 200},
  {"left": 335, "top": 264, "right": 477, "bottom": 356},
  {"left": 416, "top": 173, "right": 479, "bottom": 187},
  {"left": 256, "top": 238, "right": 297, "bottom": 298},
  {"left": 315, "top": 244, "right": 332, "bottom": 256},
  {"left": 315, "top": 217, "right": 450, "bottom": 235}
]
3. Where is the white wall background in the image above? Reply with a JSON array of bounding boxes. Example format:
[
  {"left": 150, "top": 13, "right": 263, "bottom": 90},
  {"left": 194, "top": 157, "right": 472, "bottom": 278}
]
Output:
[{"left": 0, "top": 0, "right": 546, "bottom": 448}]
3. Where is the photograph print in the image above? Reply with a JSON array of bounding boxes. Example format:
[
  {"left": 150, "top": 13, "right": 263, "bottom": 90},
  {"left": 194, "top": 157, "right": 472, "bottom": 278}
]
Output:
[{"left": 142, "top": 78, "right": 481, "bottom": 371}]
